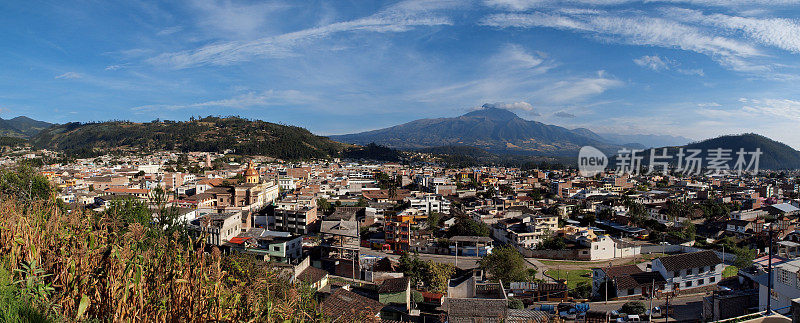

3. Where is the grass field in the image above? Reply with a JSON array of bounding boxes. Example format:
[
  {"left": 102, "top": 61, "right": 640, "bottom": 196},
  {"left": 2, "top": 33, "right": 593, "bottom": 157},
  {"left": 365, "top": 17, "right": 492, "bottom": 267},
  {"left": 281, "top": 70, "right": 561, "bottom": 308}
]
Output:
[
  {"left": 544, "top": 269, "right": 592, "bottom": 289},
  {"left": 538, "top": 253, "right": 668, "bottom": 267},
  {"left": 723, "top": 265, "right": 738, "bottom": 278}
]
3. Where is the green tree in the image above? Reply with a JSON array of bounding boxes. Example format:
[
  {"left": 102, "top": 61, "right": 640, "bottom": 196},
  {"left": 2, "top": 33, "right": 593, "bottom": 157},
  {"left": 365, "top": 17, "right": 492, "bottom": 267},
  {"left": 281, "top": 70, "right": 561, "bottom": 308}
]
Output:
[
  {"left": 424, "top": 261, "right": 455, "bottom": 293},
  {"left": 621, "top": 301, "right": 646, "bottom": 315},
  {"left": 426, "top": 212, "right": 442, "bottom": 229},
  {"left": 571, "top": 282, "right": 592, "bottom": 299},
  {"left": 447, "top": 217, "right": 490, "bottom": 237},
  {"left": 508, "top": 297, "right": 524, "bottom": 309},
  {"left": 734, "top": 247, "right": 757, "bottom": 269},
  {"left": 411, "top": 290, "right": 424, "bottom": 304},
  {"left": 536, "top": 236, "right": 566, "bottom": 250},
  {"left": 479, "top": 246, "right": 530, "bottom": 286},
  {"left": 0, "top": 165, "right": 52, "bottom": 201}
]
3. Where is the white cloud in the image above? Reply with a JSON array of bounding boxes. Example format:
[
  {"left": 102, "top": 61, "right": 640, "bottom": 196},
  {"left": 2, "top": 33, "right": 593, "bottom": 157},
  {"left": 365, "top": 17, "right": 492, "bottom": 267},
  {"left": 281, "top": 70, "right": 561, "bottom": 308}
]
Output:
[
  {"left": 132, "top": 90, "right": 316, "bottom": 111},
  {"left": 663, "top": 8, "right": 800, "bottom": 53},
  {"left": 482, "top": 12, "right": 762, "bottom": 72},
  {"left": 55, "top": 72, "right": 82, "bottom": 79},
  {"left": 149, "top": 0, "right": 457, "bottom": 68},
  {"left": 696, "top": 102, "right": 721, "bottom": 107},
  {"left": 156, "top": 26, "right": 183, "bottom": 36},
  {"left": 554, "top": 111, "right": 577, "bottom": 118},
  {"left": 104, "top": 64, "right": 127, "bottom": 71},
  {"left": 633, "top": 55, "right": 674, "bottom": 71},
  {"left": 534, "top": 73, "right": 624, "bottom": 103},
  {"left": 739, "top": 98, "right": 800, "bottom": 120},
  {"left": 188, "top": 0, "right": 287, "bottom": 38},
  {"left": 484, "top": 0, "right": 800, "bottom": 11}
]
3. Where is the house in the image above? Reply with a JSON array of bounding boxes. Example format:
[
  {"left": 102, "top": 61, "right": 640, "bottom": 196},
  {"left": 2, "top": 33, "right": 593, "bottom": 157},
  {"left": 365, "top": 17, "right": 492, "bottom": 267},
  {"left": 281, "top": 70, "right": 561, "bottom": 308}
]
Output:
[
  {"left": 188, "top": 212, "right": 243, "bottom": 246},
  {"left": 320, "top": 288, "right": 383, "bottom": 322},
  {"left": 270, "top": 206, "right": 318, "bottom": 235},
  {"left": 378, "top": 277, "right": 412, "bottom": 321},
  {"left": 592, "top": 264, "right": 665, "bottom": 299},
  {"left": 292, "top": 257, "right": 329, "bottom": 292},
  {"left": 230, "top": 228, "right": 303, "bottom": 263},
  {"left": 756, "top": 257, "right": 800, "bottom": 315},
  {"left": 651, "top": 250, "right": 723, "bottom": 293}
]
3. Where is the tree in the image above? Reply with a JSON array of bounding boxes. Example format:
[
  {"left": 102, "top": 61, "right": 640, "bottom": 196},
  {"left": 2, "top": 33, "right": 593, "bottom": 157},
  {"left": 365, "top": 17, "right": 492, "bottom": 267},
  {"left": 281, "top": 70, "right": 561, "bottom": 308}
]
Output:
[
  {"left": 426, "top": 212, "right": 442, "bottom": 229},
  {"left": 411, "top": 290, "right": 424, "bottom": 304},
  {"left": 571, "top": 282, "right": 592, "bottom": 299},
  {"left": 508, "top": 297, "right": 524, "bottom": 309},
  {"left": 424, "top": 261, "right": 455, "bottom": 293},
  {"left": 356, "top": 197, "right": 368, "bottom": 207},
  {"left": 621, "top": 301, "right": 646, "bottom": 315},
  {"left": 447, "top": 217, "right": 490, "bottom": 237},
  {"left": 536, "top": 236, "right": 566, "bottom": 250},
  {"left": 0, "top": 165, "right": 53, "bottom": 201},
  {"left": 316, "top": 198, "right": 332, "bottom": 214},
  {"left": 734, "top": 247, "right": 757, "bottom": 269},
  {"left": 479, "top": 246, "right": 530, "bottom": 286}
]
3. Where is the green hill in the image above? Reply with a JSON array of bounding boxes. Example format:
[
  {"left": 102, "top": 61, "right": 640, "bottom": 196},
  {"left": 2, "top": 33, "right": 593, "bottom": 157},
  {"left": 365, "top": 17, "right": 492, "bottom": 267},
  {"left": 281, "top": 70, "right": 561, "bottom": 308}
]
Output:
[
  {"left": 0, "top": 116, "right": 53, "bottom": 138},
  {"left": 30, "top": 116, "right": 350, "bottom": 160},
  {"left": 680, "top": 133, "right": 800, "bottom": 170}
]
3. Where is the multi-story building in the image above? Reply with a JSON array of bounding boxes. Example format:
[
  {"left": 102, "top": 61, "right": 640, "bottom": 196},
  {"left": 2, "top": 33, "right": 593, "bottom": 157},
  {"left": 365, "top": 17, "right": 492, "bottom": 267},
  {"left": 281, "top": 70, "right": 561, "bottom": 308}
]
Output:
[
  {"left": 407, "top": 194, "right": 451, "bottom": 214},
  {"left": 651, "top": 250, "right": 723, "bottom": 292},
  {"left": 270, "top": 206, "right": 318, "bottom": 235},
  {"left": 188, "top": 212, "right": 243, "bottom": 246}
]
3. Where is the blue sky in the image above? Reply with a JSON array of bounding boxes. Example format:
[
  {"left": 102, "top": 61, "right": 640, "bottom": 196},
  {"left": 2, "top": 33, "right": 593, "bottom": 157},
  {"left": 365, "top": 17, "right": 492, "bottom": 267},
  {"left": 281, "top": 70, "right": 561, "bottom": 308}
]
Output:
[{"left": 3, "top": 0, "right": 800, "bottom": 147}]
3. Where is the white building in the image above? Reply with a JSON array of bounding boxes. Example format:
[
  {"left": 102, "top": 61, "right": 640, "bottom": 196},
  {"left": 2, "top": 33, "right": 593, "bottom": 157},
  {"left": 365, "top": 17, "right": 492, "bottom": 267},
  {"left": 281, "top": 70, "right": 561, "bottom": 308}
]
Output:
[
  {"left": 651, "top": 250, "right": 722, "bottom": 292},
  {"left": 407, "top": 194, "right": 451, "bottom": 214}
]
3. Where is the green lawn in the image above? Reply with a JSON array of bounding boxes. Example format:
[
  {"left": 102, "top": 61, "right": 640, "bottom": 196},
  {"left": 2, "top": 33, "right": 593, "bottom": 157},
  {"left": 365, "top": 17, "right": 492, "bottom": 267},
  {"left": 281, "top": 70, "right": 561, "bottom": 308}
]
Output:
[
  {"left": 723, "top": 265, "right": 738, "bottom": 278},
  {"left": 544, "top": 269, "right": 592, "bottom": 289},
  {"left": 539, "top": 254, "right": 668, "bottom": 267},
  {"left": 539, "top": 259, "right": 606, "bottom": 266}
]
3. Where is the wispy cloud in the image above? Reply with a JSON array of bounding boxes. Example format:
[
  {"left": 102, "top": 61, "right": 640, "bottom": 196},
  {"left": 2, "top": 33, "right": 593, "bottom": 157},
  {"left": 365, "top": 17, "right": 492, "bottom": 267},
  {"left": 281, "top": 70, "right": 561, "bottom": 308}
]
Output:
[
  {"left": 633, "top": 55, "right": 704, "bottom": 75},
  {"left": 132, "top": 90, "right": 316, "bottom": 111},
  {"left": 149, "top": 0, "right": 458, "bottom": 68},
  {"left": 663, "top": 8, "right": 800, "bottom": 53},
  {"left": 533, "top": 72, "right": 623, "bottom": 103},
  {"left": 482, "top": 11, "right": 763, "bottom": 72},
  {"left": 633, "top": 55, "right": 674, "bottom": 71},
  {"left": 554, "top": 111, "right": 577, "bottom": 118},
  {"left": 55, "top": 72, "right": 82, "bottom": 79},
  {"left": 484, "top": 0, "right": 800, "bottom": 11}
]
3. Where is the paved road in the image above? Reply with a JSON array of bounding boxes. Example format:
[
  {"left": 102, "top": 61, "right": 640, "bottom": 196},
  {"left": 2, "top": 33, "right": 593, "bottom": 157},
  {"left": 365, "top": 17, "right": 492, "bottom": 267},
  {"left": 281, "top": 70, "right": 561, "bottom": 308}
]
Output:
[
  {"left": 573, "top": 294, "right": 706, "bottom": 322},
  {"left": 360, "top": 247, "right": 484, "bottom": 268}
]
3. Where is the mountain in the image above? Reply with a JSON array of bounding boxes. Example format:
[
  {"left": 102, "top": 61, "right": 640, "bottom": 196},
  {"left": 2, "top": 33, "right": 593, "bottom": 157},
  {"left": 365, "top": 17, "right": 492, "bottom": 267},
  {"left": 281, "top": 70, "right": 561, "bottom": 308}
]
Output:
[
  {"left": 330, "top": 105, "right": 618, "bottom": 156},
  {"left": 0, "top": 116, "right": 53, "bottom": 138},
  {"left": 596, "top": 132, "right": 692, "bottom": 148},
  {"left": 615, "top": 134, "right": 800, "bottom": 170},
  {"left": 30, "top": 116, "right": 350, "bottom": 160},
  {"left": 678, "top": 134, "right": 800, "bottom": 170}
]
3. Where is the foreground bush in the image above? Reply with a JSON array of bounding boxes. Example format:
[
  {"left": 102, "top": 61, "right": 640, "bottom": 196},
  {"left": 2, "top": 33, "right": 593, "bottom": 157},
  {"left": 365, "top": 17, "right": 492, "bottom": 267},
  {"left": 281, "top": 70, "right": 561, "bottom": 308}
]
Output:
[{"left": 0, "top": 193, "right": 321, "bottom": 321}]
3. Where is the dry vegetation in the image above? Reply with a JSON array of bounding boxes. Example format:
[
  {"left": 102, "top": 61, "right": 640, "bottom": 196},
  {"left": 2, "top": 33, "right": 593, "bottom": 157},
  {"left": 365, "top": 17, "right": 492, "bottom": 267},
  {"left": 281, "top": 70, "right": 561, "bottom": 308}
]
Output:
[{"left": 0, "top": 167, "right": 323, "bottom": 322}]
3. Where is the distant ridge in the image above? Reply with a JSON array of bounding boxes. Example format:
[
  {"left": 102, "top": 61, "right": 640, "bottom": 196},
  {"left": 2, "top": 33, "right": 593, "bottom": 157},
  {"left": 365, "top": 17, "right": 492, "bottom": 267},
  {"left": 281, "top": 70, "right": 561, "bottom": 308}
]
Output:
[
  {"left": 330, "top": 104, "right": 621, "bottom": 156},
  {"left": 678, "top": 133, "right": 800, "bottom": 170},
  {"left": 30, "top": 116, "right": 350, "bottom": 160},
  {"left": 0, "top": 116, "right": 53, "bottom": 138}
]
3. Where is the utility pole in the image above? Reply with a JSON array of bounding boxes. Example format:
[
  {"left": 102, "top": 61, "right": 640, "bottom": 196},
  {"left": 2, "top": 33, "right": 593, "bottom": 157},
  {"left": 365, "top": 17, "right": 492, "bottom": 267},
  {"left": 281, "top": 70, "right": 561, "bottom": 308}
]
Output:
[
  {"left": 648, "top": 279, "right": 655, "bottom": 321},
  {"left": 454, "top": 241, "right": 458, "bottom": 268},
  {"left": 767, "top": 224, "right": 774, "bottom": 315}
]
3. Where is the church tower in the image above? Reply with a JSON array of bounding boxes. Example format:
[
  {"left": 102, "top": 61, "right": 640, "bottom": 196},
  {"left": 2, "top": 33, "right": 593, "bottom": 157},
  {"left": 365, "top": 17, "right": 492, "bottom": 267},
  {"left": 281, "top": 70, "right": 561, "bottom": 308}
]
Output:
[{"left": 244, "top": 161, "right": 259, "bottom": 184}]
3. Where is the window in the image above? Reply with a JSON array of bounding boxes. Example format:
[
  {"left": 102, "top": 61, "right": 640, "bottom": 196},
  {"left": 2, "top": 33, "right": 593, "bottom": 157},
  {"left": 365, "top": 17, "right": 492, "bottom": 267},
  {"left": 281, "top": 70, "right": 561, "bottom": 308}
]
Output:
[
  {"left": 697, "top": 279, "right": 704, "bottom": 286},
  {"left": 674, "top": 271, "right": 680, "bottom": 278},
  {"left": 628, "top": 289, "right": 635, "bottom": 295},
  {"left": 685, "top": 281, "right": 692, "bottom": 287},
  {"left": 273, "top": 246, "right": 280, "bottom": 251},
  {"left": 710, "top": 277, "right": 716, "bottom": 283}
]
